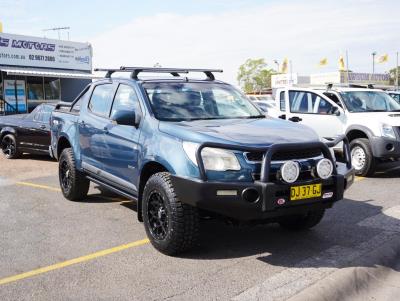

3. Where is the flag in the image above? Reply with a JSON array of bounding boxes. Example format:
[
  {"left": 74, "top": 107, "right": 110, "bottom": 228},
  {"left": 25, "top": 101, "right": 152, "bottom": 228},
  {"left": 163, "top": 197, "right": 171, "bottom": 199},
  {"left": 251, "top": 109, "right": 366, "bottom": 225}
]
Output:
[
  {"left": 378, "top": 54, "right": 389, "bottom": 63},
  {"left": 338, "top": 55, "right": 345, "bottom": 71},
  {"left": 0, "top": 21, "right": 3, "bottom": 33},
  {"left": 281, "top": 58, "right": 288, "bottom": 73},
  {"left": 319, "top": 58, "right": 328, "bottom": 66}
]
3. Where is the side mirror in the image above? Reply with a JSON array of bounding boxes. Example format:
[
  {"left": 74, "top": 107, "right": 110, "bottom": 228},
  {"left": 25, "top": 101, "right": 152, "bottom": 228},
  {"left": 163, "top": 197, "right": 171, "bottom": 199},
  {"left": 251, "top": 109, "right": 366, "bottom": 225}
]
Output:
[
  {"left": 111, "top": 109, "right": 139, "bottom": 127},
  {"left": 331, "top": 106, "right": 341, "bottom": 116}
]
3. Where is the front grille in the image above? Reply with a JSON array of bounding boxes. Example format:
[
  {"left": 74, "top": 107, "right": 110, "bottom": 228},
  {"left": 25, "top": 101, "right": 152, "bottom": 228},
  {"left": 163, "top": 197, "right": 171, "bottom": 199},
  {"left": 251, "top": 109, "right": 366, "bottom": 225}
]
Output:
[{"left": 245, "top": 148, "right": 322, "bottom": 163}]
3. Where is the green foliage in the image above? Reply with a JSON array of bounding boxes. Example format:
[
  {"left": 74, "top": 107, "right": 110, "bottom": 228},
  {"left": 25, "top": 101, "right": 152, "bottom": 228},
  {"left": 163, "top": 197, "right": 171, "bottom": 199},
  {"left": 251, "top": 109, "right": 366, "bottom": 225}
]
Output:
[
  {"left": 388, "top": 67, "right": 400, "bottom": 85},
  {"left": 237, "top": 58, "right": 276, "bottom": 93}
]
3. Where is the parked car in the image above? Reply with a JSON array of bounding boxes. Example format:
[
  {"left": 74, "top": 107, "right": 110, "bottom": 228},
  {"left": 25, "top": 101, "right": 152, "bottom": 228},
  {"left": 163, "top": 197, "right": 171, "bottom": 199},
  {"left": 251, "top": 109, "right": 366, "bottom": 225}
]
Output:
[
  {"left": 247, "top": 94, "right": 274, "bottom": 102},
  {"left": 387, "top": 91, "right": 400, "bottom": 104},
  {"left": 272, "top": 86, "right": 400, "bottom": 176},
  {"left": 253, "top": 100, "right": 277, "bottom": 115},
  {"left": 0, "top": 103, "right": 55, "bottom": 159},
  {"left": 51, "top": 67, "right": 354, "bottom": 255}
]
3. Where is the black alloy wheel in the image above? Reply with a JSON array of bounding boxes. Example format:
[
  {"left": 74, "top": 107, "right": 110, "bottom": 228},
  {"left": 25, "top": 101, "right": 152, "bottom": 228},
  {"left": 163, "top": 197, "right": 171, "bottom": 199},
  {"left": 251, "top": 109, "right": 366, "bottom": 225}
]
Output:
[
  {"left": 1, "top": 134, "right": 20, "bottom": 159},
  {"left": 60, "top": 159, "right": 72, "bottom": 192},
  {"left": 147, "top": 191, "right": 169, "bottom": 240}
]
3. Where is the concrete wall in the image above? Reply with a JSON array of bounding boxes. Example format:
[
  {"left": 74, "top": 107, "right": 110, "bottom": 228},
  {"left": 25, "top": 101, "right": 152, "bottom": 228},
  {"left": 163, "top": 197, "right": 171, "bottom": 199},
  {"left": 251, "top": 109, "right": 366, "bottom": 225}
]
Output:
[{"left": 60, "top": 78, "right": 91, "bottom": 102}]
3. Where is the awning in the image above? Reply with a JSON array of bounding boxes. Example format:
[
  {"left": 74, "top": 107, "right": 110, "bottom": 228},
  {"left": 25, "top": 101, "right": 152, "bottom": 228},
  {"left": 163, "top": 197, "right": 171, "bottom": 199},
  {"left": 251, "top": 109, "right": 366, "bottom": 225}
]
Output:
[{"left": 0, "top": 66, "right": 102, "bottom": 79}]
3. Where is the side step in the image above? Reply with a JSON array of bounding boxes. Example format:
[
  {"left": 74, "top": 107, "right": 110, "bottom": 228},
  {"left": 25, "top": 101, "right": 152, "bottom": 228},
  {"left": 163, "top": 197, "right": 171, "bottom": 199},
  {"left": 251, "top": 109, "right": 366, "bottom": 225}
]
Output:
[{"left": 86, "top": 176, "right": 138, "bottom": 201}]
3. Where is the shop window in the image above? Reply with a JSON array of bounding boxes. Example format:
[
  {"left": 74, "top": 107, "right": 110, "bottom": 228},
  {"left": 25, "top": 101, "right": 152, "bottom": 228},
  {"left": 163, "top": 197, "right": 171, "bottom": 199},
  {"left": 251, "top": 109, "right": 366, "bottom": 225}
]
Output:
[
  {"left": 44, "top": 78, "right": 60, "bottom": 101},
  {"left": 27, "top": 77, "right": 44, "bottom": 101}
]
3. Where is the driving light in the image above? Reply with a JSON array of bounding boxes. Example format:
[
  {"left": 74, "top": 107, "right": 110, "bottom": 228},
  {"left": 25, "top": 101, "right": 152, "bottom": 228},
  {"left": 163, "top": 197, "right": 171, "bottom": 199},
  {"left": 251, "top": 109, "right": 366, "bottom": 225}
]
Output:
[
  {"left": 316, "top": 158, "right": 333, "bottom": 179},
  {"left": 280, "top": 161, "right": 300, "bottom": 183},
  {"left": 381, "top": 124, "right": 396, "bottom": 140},
  {"left": 182, "top": 142, "right": 241, "bottom": 171}
]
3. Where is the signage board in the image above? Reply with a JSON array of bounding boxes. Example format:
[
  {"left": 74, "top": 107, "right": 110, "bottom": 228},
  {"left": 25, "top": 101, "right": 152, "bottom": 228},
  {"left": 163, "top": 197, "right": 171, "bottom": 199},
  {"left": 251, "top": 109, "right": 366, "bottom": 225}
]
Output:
[
  {"left": 0, "top": 32, "right": 92, "bottom": 71},
  {"left": 4, "top": 79, "right": 27, "bottom": 113}
]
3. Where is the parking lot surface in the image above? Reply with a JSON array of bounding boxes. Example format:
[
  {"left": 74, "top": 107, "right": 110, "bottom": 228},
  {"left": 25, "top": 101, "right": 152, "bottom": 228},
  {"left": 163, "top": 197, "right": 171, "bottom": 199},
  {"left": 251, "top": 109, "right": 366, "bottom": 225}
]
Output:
[{"left": 1, "top": 155, "right": 400, "bottom": 300}]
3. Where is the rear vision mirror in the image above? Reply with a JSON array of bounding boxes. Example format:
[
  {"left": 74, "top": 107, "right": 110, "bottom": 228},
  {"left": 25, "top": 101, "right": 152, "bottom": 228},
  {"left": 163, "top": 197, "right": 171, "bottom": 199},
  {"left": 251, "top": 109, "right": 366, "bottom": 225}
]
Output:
[{"left": 111, "top": 109, "right": 139, "bottom": 127}]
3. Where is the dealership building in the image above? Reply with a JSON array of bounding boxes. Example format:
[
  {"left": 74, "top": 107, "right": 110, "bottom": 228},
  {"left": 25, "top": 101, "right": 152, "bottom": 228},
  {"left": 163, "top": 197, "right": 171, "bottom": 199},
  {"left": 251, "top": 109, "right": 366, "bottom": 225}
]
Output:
[{"left": 0, "top": 32, "right": 96, "bottom": 114}]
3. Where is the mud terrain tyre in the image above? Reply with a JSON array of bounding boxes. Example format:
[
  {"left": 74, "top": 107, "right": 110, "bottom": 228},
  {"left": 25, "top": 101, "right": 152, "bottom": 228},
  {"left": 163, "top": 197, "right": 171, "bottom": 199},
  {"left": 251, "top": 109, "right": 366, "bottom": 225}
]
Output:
[
  {"left": 142, "top": 172, "right": 199, "bottom": 255},
  {"left": 59, "top": 148, "right": 90, "bottom": 201}
]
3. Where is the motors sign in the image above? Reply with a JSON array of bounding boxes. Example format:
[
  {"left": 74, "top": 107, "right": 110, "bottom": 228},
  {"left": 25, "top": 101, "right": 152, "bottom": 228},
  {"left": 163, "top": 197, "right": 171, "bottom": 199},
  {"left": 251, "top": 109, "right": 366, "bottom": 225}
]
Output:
[{"left": 0, "top": 32, "right": 92, "bottom": 71}]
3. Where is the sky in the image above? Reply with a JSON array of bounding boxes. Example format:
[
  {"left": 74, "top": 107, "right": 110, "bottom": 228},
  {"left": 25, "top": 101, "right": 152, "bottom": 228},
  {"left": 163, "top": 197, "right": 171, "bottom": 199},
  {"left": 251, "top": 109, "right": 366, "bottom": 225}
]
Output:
[{"left": 1, "top": 0, "right": 400, "bottom": 84}]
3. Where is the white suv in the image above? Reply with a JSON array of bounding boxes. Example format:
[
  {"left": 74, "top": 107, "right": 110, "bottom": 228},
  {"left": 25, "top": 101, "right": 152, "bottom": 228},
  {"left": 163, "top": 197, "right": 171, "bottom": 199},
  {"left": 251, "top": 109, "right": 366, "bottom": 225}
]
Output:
[{"left": 273, "top": 87, "right": 400, "bottom": 176}]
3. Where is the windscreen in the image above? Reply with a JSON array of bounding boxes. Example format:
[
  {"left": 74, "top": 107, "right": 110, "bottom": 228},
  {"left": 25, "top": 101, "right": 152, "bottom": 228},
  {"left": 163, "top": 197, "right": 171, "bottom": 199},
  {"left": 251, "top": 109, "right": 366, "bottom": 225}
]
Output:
[
  {"left": 142, "top": 82, "right": 263, "bottom": 121},
  {"left": 340, "top": 91, "right": 400, "bottom": 112}
]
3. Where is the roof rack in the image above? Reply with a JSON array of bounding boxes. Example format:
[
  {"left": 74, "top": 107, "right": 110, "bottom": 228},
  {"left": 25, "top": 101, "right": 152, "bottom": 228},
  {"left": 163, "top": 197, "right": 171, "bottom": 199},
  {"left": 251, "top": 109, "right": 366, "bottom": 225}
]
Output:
[{"left": 93, "top": 67, "right": 223, "bottom": 80}]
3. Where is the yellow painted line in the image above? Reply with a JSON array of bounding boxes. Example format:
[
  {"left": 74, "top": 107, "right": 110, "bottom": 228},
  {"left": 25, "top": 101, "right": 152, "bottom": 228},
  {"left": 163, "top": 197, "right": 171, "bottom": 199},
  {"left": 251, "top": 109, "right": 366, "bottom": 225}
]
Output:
[
  {"left": 16, "top": 181, "right": 61, "bottom": 192},
  {"left": 354, "top": 177, "right": 365, "bottom": 182},
  {"left": 0, "top": 238, "right": 150, "bottom": 286}
]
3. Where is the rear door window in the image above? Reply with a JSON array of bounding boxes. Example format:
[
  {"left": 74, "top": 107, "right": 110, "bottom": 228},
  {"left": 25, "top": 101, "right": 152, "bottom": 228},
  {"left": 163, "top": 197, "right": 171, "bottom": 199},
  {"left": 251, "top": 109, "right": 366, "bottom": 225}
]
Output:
[{"left": 88, "top": 84, "right": 116, "bottom": 117}]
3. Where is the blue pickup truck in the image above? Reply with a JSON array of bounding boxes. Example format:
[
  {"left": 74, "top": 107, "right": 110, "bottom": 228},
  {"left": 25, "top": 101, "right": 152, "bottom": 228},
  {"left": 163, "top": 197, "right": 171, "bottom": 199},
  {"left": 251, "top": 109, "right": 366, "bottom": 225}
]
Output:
[{"left": 51, "top": 67, "right": 354, "bottom": 255}]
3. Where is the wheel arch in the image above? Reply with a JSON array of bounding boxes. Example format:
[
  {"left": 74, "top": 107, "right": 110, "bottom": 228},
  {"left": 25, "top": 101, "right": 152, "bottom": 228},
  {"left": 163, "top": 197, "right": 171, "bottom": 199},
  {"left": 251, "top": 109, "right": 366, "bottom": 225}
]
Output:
[
  {"left": 345, "top": 125, "right": 372, "bottom": 142},
  {"left": 0, "top": 127, "right": 17, "bottom": 141},
  {"left": 57, "top": 136, "right": 72, "bottom": 159},
  {"left": 137, "top": 161, "right": 170, "bottom": 222}
]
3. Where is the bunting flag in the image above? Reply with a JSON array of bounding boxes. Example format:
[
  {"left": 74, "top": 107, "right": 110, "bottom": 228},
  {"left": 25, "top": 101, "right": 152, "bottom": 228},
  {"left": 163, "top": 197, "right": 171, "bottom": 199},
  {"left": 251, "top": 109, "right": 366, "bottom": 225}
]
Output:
[
  {"left": 0, "top": 21, "right": 3, "bottom": 33},
  {"left": 338, "top": 55, "right": 345, "bottom": 71},
  {"left": 378, "top": 54, "right": 389, "bottom": 63},
  {"left": 319, "top": 58, "right": 328, "bottom": 66},
  {"left": 281, "top": 58, "right": 288, "bottom": 73}
]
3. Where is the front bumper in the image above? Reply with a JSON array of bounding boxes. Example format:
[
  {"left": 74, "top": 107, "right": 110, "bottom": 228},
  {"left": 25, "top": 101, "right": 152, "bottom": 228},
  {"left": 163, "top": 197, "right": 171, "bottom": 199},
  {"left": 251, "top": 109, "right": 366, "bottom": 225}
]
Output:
[
  {"left": 370, "top": 136, "right": 400, "bottom": 159},
  {"left": 172, "top": 135, "right": 355, "bottom": 221},
  {"left": 172, "top": 162, "right": 354, "bottom": 221}
]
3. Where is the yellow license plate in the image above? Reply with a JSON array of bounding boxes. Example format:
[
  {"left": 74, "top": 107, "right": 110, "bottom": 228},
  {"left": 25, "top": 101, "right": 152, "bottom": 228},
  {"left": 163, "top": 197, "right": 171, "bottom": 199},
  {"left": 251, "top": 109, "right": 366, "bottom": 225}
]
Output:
[{"left": 290, "top": 184, "right": 322, "bottom": 201}]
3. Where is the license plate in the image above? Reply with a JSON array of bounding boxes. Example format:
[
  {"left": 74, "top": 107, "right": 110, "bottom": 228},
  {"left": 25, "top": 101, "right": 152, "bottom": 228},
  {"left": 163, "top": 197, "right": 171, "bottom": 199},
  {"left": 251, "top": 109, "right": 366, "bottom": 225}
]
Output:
[{"left": 290, "top": 184, "right": 322, "bottom": 201}]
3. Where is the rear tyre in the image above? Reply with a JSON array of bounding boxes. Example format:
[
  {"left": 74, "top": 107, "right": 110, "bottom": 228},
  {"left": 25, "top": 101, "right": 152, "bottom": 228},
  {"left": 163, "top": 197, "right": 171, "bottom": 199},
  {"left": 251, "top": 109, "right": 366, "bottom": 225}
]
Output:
[
  {"left": 350, "top": 138, "right": 375, "bottom": 177},
  {"left": 279, "top": 209, "right": 325, "bottom": 230},
  {"left": 1, "top": 134, "right": 21, "bottom": 159},
  {"left": 142, "top": 172, "right": 199, "bottom": 256},
  {"left": 59, "top": 148, "right": 90, "bottom": 201}
]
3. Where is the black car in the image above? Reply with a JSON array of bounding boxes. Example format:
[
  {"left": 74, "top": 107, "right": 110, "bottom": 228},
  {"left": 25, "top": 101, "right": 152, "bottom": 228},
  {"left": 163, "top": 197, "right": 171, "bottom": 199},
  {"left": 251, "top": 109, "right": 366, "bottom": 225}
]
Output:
[{"left": 0, "top": 104, "right": 55, "bottom": 159}]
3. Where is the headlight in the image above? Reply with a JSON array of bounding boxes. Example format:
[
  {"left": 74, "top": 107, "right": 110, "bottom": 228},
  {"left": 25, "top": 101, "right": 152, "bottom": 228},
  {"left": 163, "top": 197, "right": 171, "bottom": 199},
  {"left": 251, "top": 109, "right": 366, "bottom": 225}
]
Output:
[
  {"left": 316, "top": 158, "right": 333, "bottom": 179},
  {"left": 280, "top": 161, "right": 300, "bottom": 183},
  {"left": 182, "top": 142, "right": 241, "bottom": 171},
  {"left": 381, "top": 124, "right": 396, "bottom": 139}
]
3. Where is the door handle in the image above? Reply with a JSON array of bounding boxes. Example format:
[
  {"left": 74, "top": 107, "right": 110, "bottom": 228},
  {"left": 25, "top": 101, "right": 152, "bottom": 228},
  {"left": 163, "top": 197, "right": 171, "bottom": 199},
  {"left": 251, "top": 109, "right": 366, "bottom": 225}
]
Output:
[
  {"left": 40, "top": 124, "right": 46, "bottom": 129},
  {"left": 288, "top": 116, "right": 302, "bottom": 122},
  {"left": 103, "top": 126, "right": 109, "bottom": 134}
]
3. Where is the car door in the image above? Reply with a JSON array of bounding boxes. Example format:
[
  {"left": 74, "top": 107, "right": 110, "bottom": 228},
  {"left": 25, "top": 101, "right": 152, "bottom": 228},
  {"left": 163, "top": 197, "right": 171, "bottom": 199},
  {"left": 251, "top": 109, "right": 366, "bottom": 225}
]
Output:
[
  {"left": 18, "top": 105, "right": 49, "bottom": 153},
  {"left": 285, "top": 90, "right": 345, "bottom": 139},
  {"left": 79, "top": 83, "right": 117, "bottom": 174},
  {"left": 101, "top": 83, "right": 143, "bottom": 192}
]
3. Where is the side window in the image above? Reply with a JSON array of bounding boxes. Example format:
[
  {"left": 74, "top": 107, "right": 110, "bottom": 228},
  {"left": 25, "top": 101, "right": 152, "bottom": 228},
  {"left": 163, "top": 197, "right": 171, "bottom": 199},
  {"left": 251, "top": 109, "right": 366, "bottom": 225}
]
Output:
[
  {"left": 316, "top": 98, "right": 334, "bottom": 114},
  {"left": 40, "top": 105, "right": 54, "bottom": 123},
  {"left": 33, "top": 106, "right": 43, "bottom": 121},
  {"left": 279, "top": 91, "right": 286, "bottom": 112},
  {"left": 71, "top": 89, "right": 91, "bottom": 113},
  {"left": 88, "top": 84, "right": 115, "bottom": 117},
  {"left": 110, "top": 84, "right": 141, "bottom": 119},
  {"left": 289, "top": 91, "right": 321, "bottom": 114}
]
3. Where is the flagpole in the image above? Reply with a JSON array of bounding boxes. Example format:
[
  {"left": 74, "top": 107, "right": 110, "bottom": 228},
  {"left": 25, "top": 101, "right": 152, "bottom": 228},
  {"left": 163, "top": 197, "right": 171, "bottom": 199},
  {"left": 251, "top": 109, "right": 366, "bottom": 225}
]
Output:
[{"left": 346, "top": 50, "right": 350, "bottom": 86}]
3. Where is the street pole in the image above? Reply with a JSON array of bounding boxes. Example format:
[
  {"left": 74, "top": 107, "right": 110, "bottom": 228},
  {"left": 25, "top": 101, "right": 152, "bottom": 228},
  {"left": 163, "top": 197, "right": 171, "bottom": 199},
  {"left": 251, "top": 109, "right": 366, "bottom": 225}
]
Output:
[
  {"left": 372, "top": 51, "right": 377, "bottom": 74},
  {"left": 273, "top": 60, "right": 279, "bottom": 73}
]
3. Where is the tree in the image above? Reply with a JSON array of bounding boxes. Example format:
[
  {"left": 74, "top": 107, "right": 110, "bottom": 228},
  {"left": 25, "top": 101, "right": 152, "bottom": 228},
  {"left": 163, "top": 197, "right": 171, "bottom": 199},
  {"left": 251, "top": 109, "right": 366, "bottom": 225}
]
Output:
[
  {"left": 388, "top": 67, "right": 400, "bottom": 86},
  {"left": 237, "top": 58, "right": 276, "bottom": 93}
]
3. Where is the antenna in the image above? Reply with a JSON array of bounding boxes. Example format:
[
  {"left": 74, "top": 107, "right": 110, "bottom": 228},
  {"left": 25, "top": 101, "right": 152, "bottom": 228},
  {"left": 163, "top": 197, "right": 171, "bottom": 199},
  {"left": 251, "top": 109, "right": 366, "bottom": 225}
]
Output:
[{"left": 42, "top": 27, "right": 70, "bottom": 40}]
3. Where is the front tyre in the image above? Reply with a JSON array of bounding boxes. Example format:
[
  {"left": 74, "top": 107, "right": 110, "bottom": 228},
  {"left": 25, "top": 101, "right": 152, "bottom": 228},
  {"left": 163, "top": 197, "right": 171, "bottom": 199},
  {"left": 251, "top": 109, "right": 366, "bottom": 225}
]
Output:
[
  {"left": 1, "top": 134, "right": 21, "bottom": 159},
  {"left": 59, "top": 148, "right": 90, "bottom": 201},
  {"left": 279, "top": 209, "right": 325, "bottom": 230},
  {"left": 350, "top": 138, "right": 375, "bottom": 177},
  {"left": 142, "top": 172, "right": 199, "bottom": 256}
]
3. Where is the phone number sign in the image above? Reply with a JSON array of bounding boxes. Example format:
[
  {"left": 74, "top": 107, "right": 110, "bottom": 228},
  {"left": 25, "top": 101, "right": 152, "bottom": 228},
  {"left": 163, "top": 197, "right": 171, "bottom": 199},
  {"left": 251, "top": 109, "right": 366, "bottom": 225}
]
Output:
[{"left": 0, "top": 32, "right": 92, "bottom": 71}]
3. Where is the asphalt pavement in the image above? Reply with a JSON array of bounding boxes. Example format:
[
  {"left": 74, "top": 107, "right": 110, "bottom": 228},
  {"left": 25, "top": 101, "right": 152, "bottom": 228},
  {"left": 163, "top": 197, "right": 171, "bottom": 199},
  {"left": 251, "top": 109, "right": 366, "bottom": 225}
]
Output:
[{"left": 0, "top": 154, "right": 399, "bottom": 300}]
